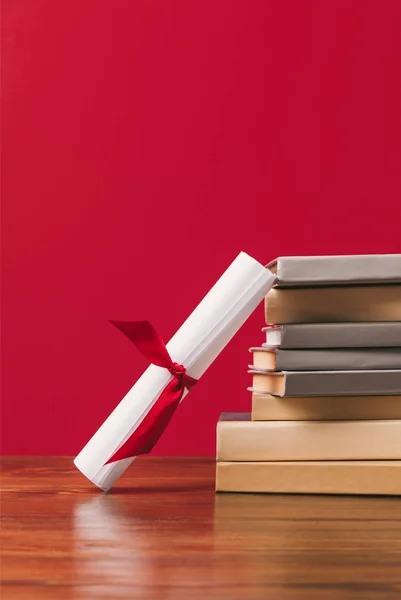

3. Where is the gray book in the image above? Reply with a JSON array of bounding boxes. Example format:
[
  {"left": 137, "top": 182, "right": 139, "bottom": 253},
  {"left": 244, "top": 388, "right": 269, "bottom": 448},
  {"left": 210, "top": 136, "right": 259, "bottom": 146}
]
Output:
[
  {"left": 250, "top": 347, "right": 401, "bottom": 371},
  {"left": 250, "top": 369, "right": 401, "bottom": 396},
  {"left": 263, "top": 322, "right": 401, "bottom": 348},
  {"left": 267, "top": 254, "right": 401, "bottom": 287}
]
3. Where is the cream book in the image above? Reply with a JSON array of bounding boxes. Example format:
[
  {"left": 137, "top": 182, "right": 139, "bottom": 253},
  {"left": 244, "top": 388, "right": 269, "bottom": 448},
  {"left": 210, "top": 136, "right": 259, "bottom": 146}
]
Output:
[
  {"left": 216, "top": 461, "right": 401, "bottom": 495},
  {"left": 250, "top": 392, "right": 401, "bottom": 421},
  {"left": 250, "top": 369, "right": 401, "bottom": 396},
  {"left": 264, "top": 285, "right": 401, "bottom": 324},
  {"left": 216, "top": 413, "right": 401, "bottom": 461}
]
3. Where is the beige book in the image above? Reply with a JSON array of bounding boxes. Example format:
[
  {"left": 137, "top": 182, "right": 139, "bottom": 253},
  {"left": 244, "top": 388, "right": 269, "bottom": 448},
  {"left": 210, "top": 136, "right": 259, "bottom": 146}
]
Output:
[
  {"left": 216, "top": 461, "right": 401, "bottom": 495},
  {"left": 216, "top": 413, "right": 401, "bottom": 461},
  {"left": 251, "top": 391, "right": 401, "bottom": 421},
  {"left": 264, "top": 285, "right": 401, "bottom": 324}
]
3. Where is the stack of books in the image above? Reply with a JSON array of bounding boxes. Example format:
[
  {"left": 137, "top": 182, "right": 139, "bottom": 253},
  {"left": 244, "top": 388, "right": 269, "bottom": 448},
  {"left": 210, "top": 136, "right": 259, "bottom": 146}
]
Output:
[{"left": 216, "top": 254, "right": 401, "bottom": 495}]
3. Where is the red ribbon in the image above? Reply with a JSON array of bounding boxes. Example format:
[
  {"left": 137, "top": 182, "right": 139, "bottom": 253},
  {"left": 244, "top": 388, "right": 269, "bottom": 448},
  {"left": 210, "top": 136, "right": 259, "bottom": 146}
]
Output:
[{"left": 105, "top": 321, "right": 197, "bottom": 465}]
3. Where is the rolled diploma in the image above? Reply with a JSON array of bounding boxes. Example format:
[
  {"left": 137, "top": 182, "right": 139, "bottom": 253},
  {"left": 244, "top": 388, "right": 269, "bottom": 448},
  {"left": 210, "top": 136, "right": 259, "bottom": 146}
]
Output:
[{"left": 74, "top": 251, "right": 276, "bottom": 491}]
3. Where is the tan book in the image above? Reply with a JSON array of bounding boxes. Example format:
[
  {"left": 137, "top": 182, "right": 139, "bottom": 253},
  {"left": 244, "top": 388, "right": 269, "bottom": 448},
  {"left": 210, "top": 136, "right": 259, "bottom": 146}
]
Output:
[
  {"left": 216, "top": 461, "right": 401, "bottom": 495},
  {"left": 264, "top": 285, "right": 401, "bottom": 324},
  {"left": 250, "top": 369, "right": 401, "bottom": 396},
  {"left": 251, "top": 391, "right": 401, "bottom": 421},
  {"left": 216, "top": 413, "right": 401, "bottom": 461}
]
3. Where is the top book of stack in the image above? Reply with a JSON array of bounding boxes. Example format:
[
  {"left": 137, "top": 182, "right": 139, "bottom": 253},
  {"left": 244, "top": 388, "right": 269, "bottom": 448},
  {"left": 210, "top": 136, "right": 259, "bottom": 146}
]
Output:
[
  {"left": 265, "top": 254, "right": 401, "bottom": 323},
  {"left": 268, "top": 254, "right": 401, "bottom": 287}
]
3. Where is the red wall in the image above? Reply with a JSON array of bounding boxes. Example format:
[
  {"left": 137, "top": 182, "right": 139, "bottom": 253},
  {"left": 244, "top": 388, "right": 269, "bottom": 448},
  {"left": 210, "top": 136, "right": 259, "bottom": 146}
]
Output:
[{"left": 2, "top": 0, "right": 401, "bottom": 456}]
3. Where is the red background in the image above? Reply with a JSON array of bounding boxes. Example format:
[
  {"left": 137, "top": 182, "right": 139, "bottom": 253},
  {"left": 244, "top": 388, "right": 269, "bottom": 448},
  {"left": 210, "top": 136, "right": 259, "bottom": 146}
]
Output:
[{"left": 2, "top": 0, "right": 401, "bottom": 456}]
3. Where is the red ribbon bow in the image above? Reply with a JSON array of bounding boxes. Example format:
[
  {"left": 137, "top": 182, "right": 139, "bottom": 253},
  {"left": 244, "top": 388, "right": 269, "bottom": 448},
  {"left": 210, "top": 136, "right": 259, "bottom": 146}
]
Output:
[{"left": 105, "top": 321, "right": 197, "bottom": 465}]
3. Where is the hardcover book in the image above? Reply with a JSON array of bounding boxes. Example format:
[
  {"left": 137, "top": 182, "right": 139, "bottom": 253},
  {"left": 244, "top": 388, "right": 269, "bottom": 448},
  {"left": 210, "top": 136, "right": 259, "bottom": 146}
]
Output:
[
  {"left": 264, "top": 285, "right": 401, "bottom": 324},
  {"left": 263, "top": 322, "right": 401, "bottom": 348},
  {"left": 216, "top": 413, "right": 401, "bottom": 461},
  {"left": 216, "top": 461, "right": 401, "bottom": 495},
  {"left": 267, "top": 254, "right": 401, "bottom": 287},
  {"left": 250, "top": 391, "right": 401, "bottom": 421},
  {"left": 250, "top": 347, "right": 401, "bottom": 371},
  {"left": 250, "top": 369, "right": 401, "bottom": 396}
]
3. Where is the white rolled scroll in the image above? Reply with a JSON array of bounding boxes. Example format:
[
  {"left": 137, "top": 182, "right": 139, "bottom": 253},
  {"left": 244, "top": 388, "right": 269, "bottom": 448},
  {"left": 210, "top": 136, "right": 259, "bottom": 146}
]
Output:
[{"left": 74, "top": 252, "right": 275, "bottom": 491}]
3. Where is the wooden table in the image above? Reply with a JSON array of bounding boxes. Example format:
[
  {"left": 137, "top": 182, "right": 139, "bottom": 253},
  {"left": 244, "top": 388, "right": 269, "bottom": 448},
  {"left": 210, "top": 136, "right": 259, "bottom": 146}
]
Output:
[{"left": 1, "top": 457, "right": 401, "bottom": 599}]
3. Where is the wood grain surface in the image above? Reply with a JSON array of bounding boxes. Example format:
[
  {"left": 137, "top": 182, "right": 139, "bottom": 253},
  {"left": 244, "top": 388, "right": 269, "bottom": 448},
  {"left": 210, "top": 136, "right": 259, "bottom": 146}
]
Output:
[{"left": 1, "top": 457, "right": 401, "bottom": 600}]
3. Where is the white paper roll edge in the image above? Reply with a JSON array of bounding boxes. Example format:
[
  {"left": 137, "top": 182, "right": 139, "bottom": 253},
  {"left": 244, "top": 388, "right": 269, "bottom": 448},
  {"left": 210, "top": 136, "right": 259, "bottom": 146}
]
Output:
[{"left": 74, "top": 252, "right": 275, "bottom": 491}]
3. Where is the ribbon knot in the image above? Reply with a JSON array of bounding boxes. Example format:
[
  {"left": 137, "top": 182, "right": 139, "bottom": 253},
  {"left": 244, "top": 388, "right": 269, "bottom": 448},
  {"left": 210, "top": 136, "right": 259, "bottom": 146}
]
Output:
[
  {"left": 169, "top": 361, "right": 186, "bottom": 378},
  {"left": 104, "top": 320, "right": 198, "bottom": 465}
]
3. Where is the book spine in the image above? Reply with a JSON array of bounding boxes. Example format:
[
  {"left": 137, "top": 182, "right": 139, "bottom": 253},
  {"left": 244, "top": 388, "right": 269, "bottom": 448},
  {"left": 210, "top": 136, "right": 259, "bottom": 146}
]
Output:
[
  {"left": 276, "top": 255, "right": 401, "bottom": 286},
  {"left": 274, "top": 349, "right": 401, "bottom": 371},
  {"left": 217, "top": 418, "right": 401, "bottom": 461},
  {"left": 251, "top": 393, "right": 401, "bottom": 420},
  {"left": 278, "top": 323, "right": 401, "bottom": 348},
  {"left": 264, "top": 287, "right": 401, "bottom": 324},
  {"left": 284, "top": 370, "right": 401, "bottom": 396},
  {"left": 216, "top": 461, "right": 401, "bottom": 495}
]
